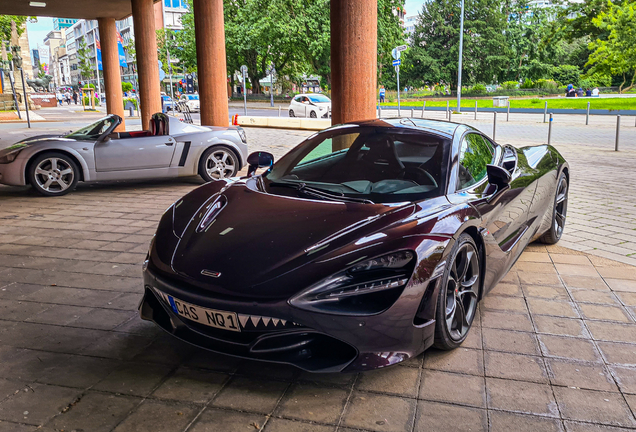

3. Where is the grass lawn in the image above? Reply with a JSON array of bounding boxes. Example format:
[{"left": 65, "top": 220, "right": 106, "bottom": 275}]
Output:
[{"left": 381, "top": 97, "right": 636, "bottom": 111}]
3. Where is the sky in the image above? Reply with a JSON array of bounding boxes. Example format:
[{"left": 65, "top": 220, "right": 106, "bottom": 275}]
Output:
[
  {"left": 404, "top": 0, "right": 425, "bottom": 16},
  {"left": 26, "top": 16, "right": 55, "bottom": 51}
]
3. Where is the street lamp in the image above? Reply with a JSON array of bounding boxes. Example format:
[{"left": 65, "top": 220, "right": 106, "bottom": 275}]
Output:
[
  {"left": 11, "top": 45, "right": 30, "bottom": 128},
  {"left": 456, "top": 0, "right": 465, "bottom": 113}
]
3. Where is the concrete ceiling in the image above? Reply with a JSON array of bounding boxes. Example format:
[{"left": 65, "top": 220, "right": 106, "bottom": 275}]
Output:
[{"left": 0, "top": 0, "right": 159, "bottom": 21}]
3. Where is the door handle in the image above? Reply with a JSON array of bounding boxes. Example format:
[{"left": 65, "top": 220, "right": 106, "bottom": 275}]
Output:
[{"left": 165, "top": 141, "right": 173, "bottom": 146}]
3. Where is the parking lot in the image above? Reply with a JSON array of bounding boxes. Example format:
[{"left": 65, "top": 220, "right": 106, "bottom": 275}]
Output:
[{"left": 0, "top": 124, "right": 635, "bottom": 431}]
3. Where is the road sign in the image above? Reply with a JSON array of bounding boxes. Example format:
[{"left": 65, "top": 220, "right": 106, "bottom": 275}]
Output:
[
  {"left": 240, "top": 65, "right": 248, "bottom": 74},
  {"left": 392, "top": 59, "right": 401, "bottom": 66},
  {"left": 391, "top": 48, "right": 400, "bottom": 60},
  {"left": 396, "top": 44, "right": 408, "bottom": 52}
]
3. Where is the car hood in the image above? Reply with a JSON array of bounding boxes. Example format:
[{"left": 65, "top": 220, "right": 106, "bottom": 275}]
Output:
[
  {"left": 0, "top": 135, "right": 74, "bottom": 156},
  {"left": 169, "top": 180, "right": 415, "bottom": 298}
]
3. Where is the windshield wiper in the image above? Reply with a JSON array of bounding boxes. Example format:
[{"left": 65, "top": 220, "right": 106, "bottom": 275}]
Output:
[{"left": 268, "top": 181, "right": 374, "bottom": 204}]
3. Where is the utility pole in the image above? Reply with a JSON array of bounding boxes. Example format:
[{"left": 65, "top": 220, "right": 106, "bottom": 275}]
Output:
[{"left": 456, "top": 0, "right": 465, "bottom": 113}]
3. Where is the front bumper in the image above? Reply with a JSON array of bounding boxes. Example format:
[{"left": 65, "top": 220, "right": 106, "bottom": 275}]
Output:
[
  {"left": 139, "top": 267, "right": 438, "bottom": 372},
  {"left": 0, "top": 157, "right": 28, "bottom": 186}
]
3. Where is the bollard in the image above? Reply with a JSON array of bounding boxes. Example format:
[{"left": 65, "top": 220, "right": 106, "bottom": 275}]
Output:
[
  {"left": 422, "top": 101, "right": 426, "bottom": 118},
  {"left": 446, "top": 101, "right": 450, "bottom": 119},
  {"left": 586, "top": 102, "right": 590, "bottom": 125},
  {"left": 475, "top": 100, "right": 478, "bottom": 120},
  {"left": 129, "top": 106, "right": 134, "bottom": 117},
  {"left": 507, "top": 100, "right": 510, "bottom": 122},
  {"left": 411, "top": 109, "right": 414, "bottom": 118},
  {"left": 543, "top": 101, "right": 548, "bottom": 123},
  {"left": 548, "top": 113, "right": 553, "bottom": 145},
  {"left": 378, "top": 105, "right": 382, "bottom": 118},
  {"left": 493, "top": 112, "right": 497, "bottom": 140},
  {"left": 615, "top": 115, "right": 621, "bottom": 151},
  {"left": 449, "top": 110, "right": 452, "bottom": 122},
  {"left": 278, "top": 106, "right": 281, "bottom": 117}
]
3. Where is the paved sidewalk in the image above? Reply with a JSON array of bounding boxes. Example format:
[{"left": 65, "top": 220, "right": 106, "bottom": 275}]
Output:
[{"left": 0, "top": 183, "right": 635, "bottom": 430}]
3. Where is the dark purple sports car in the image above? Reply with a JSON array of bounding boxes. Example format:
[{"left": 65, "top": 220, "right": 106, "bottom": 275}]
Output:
[{"left": 139, "top": 118, "right": 569, "bottom": 372}]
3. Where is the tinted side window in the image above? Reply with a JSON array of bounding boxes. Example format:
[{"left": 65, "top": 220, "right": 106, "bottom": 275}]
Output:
[{"left": 457, "top": 133, "right": 494, "bottom": 190}]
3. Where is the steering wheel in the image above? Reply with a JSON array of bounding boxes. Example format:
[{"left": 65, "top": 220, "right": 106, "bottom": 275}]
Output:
[{"left": 413, "top": 167, "right": 438, "bottom": 188}]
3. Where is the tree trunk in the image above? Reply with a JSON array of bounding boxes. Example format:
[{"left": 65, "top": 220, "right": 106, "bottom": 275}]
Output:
[{"left": 621, "top": 70, "right": 636, "bottom": 94}]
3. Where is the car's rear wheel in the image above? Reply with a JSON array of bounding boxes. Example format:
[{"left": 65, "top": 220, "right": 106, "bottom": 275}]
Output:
[
  {"left": 434, "top": 233, "right": 480, "bottom": 350},
  {"left": 28, "top": 152, "right": 79, "bottom": 197},
  {"left": 539, "top": 171, "right": 568, "bottom": 244},
  {"left": 310, "top": 111, "right": 317, "bottom": 118},
  {"left": 199, "top": 146, "right": 239, "bottom": 182},
  {"left": 289, "top": 109, "right": 295, "bottom": 117}
]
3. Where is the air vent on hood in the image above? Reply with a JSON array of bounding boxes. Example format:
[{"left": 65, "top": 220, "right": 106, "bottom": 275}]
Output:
[{"left": 196, "top": 195, "right": 227, "bottom": 233}]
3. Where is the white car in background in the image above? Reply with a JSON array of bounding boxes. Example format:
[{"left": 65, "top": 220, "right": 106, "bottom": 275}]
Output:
[
  {"left": 178, "top": 94, "right": 200, "bottom": 112},
  {"left": 288, "top": 93, "right": 331, "bottom": 118}
]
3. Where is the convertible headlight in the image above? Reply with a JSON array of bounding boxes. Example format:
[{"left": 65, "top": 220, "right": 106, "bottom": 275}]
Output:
[
  {"left": 236, "top": 127, "right": 247, "bottom": 143},
  {"left": 0, "top": 146, "right": 26, "bottom": 164},
  {"left": 289, "top": 250, "right": 415, "bottom": 315}
]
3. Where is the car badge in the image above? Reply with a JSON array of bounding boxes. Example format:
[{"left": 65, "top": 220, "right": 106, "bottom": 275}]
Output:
[{"left": 201, "top": 270, "right": 221, "bottom": 278}]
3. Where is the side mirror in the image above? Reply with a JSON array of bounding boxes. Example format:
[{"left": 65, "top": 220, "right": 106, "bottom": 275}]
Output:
[
  {"left": 247, "top": 151, "right": 274, "bottom": 176},
  {"left": 486, "top": 164, "right": 511, "bottom": 189}
]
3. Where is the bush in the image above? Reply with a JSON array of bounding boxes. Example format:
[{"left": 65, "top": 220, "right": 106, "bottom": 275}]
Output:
[
  {"left": 502, "top": 81, "right": 519, "bottom": 90},
  {"left": 551, "top": 65, "right": 580, "bottom": 87},
  {"left": 83, "top": 96, "right": 100, "bottom": 106},
  {"left": 123, "top": 97, "right": 138, "bottom": 110},
  {"left": 533, "top": 79, "right": 558, "bottom": 90},
  {"left": 580, "top": 73, "right": 612, "bottom": 88},
  {"left": 519, "top": 78, "right": 534, "bottom": 89},
  {"left": 469, "top": 84, "right": 487, "bottom": 94},
  {"left": 122, "top": 82, "right": 133, "bottom": 93}
]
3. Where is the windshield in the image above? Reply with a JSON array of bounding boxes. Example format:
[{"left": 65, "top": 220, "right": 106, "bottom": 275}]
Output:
[
  {"left": 263, "top": 126, "right": 449, "bottom": 203},
  {"left": 307, "top": 94, "right": 330, "bottom": 103},
  {"left": 65, "top": 116, "right": 117, "bottom": 141},
  {"left": 187, "top": 95, "right": 199, "bottom": 100}
]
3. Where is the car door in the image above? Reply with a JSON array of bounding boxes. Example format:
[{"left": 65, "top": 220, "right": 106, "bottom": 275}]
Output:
[
  {"left": 447, "top": 132, "right": 537, "bottom": 290},
  {"left": 94, "top": 134, "right": 177, "bottom": 172},
  {"left": 291, "top": 96, "right": 305, "bottom": 117}
]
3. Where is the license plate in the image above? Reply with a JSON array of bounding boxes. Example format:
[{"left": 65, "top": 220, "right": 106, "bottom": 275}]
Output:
[{"left": 154, "top": 289, "right": 241, "bottom": 332}]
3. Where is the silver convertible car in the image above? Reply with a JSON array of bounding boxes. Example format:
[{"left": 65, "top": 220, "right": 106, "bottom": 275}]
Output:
[{"left": 0, "top": 113, "right": 248, "bottom": 196}]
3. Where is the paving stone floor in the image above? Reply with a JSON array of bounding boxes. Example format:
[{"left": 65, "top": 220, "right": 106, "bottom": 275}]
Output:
[{"left": 0, "top": 124, "right": 635, "bottom": 431}]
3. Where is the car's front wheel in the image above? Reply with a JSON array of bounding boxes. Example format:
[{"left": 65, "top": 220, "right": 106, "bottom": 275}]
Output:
[
  {"left": 434, "top": 233, "right": 480, "bottom": 350},
  {"left": 28, "top": 152, "right": 79, "bottom": 196},
  {"left": 540, "top": 171, "right": 568, "bottom": 244},
  {"left": 199, "top": 146, "right": 239, "bottom": 182}
]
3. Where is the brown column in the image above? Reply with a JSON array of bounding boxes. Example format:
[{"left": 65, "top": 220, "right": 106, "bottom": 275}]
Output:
[
  {"left": 97, "top": 18, "right": 125, "bottom": 132},
  {"left": 330, "top": 0, "right": 377, "bottom": 126},
  {"left": 132, "top": 0, "right": 161, "bottom": 130},
  {"left": 193, "top": 0, "right": 229, "bottom": 127}
]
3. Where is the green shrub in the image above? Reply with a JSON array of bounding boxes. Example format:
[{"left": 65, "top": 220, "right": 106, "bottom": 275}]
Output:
[
  {"left": 580, "top": 73, "right": 611, "bottom": 88},
  {"left": 533, "top": 79, "right": 558, "bottom": 90},
  {"left": 502, "top": 81, "right": 519, "bottom": 90},
  {"left": 469, "top": 84, "right": 487, "bottom": 94},
  {"left": 551, "top": 65, "right": 580, "bottom": 87},
  {"left": 519, "top": 78, "right": 534, "bottom": 89},
  {"left": 83, "top": 96, "right": 100, "bottom": 106},
  {"left": 123, "top": 97, "right": 138, "bottom": 109},
  {"left": 122, "top": 82, "right": 133, "bottom": 93}
]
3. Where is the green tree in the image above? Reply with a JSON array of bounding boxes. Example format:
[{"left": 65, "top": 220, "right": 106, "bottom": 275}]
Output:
[
  {"left": 77, "top": 38, "right": 94, "bottom": 84},
  {"left": 586, "top": 1, "right": 636, "bottom": 93}
]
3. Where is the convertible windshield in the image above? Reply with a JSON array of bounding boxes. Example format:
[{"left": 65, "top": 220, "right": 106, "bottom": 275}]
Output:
[
  {"left": 264, "top": 126, "right": 449, "bottom": 203},
  {"left": 187, "top": 95, "right": 199, "bottom": 100},
  {"left": 307, "top": 94, "right": 331, "bottom": 103},
  {"left": 65, "top": 116, "right": 118, "bottom": 141}
]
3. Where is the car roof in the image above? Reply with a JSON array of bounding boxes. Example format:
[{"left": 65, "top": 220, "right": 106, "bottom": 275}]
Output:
[{"left": 347, "top": 118, "right": 465, "bottom": 140}]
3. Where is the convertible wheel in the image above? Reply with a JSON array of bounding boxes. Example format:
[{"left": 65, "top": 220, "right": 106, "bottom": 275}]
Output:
[
  {"left": 434, "top": 233, "right": 480, "bottom": 350},
  {"left": 540, "top": 171, "right": 568, "bottom": 244},
  {"left": 199, "top": 146, "right": 239, "bottom": 182},
  {"left": 28, "top": 152, "right": 79, "bottom": 197},
  {"left": 310, "top": 111, "right": 317, "bottom": 118},
  {"left": 289, "top": 109, "right": 295, "bottom": 117}
]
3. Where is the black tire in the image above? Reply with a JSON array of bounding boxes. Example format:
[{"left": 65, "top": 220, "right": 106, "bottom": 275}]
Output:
[
  {"left": 434, "top": 233, "right": 481, "bottom": 350},
  {"left": 310, "top": 111, "right": 317, "bottom": 118},
  {"left": 28, "top": 152, "right": 79, "bottom": 197},
  {"left": 539, "top": 171, "right": 568, "bottom": 244},
  {"left": 198, "top": 146, "right": 240, "bottom": 182},
  {"left": 289, "top": 109, "right": 295, "bottom": 117}
]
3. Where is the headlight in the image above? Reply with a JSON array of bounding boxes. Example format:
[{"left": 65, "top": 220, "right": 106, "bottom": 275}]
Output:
[
  {"left": 289, "top": 250, "right": 415, "bottom": 315},
  {"left": 0, "top": 147, "right": 26, "bottom": 164},
  {"left": 237, "top": 127, "right": 247, "bottom": 143}
]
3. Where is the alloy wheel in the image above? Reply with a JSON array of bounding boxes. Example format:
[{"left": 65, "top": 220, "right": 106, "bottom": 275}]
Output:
[
  {"left": 205, "top": 149, "right": 236, "bottom": 179},
  {"left": 34, "top": 157, "right": 75, "bottom": 193},
  {"left": 445, "top": 243, "right": 479, "bottom": 341},
  {"left": 554, "top": 175, "right": 568, "bottom": 238}
]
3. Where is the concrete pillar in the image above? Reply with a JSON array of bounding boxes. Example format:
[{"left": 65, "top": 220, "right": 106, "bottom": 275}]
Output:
[
  {"left": 132, "top": 0, "right": 161, "bottom": 130},
  {"left": 97, "top": 18, "right": 125, "bottom": 132},
  {"left": 330, "top": 0, "right": 377, "bottom": 127},
  {"left": 193, "top": 0, "right": 229, "bottom": 126}
]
